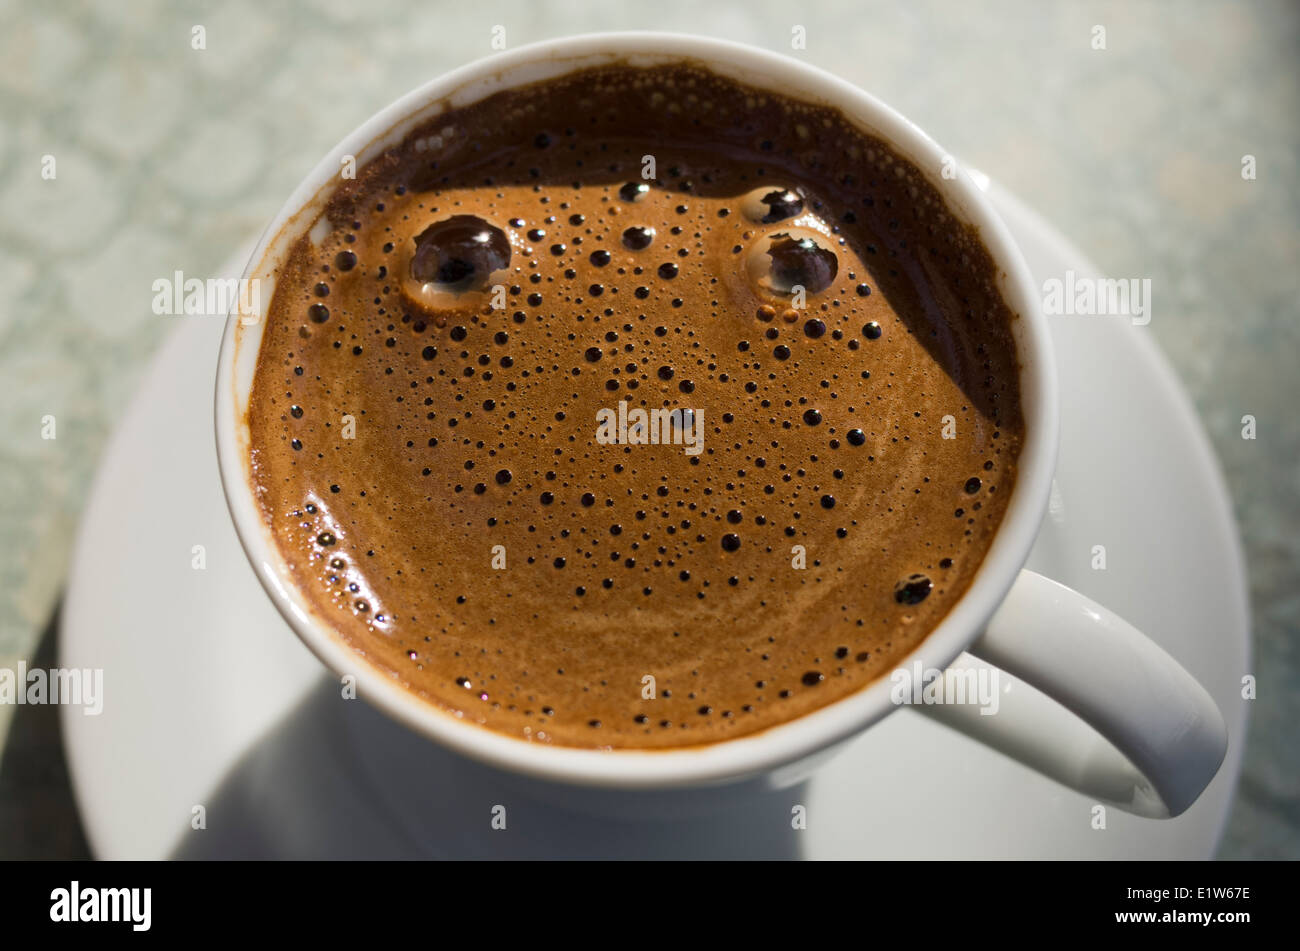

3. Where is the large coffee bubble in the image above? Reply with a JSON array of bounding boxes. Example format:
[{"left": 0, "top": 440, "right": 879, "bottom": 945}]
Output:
[
  {"left": 401, "top": 214, "right": 512, "bottom": 314},
  {"left": 410, "top": 214, "right": 510, "bottom": 286},
  {"left": 740, "top": 185, "right": 805, "bottom": 224},
  {"left": 745, "top": 227, "right": 839, "bottom": 296}
]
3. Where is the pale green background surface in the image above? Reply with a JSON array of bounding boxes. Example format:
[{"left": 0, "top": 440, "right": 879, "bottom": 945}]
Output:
[{"left": 0, "top": 0, "right": 1296, "bottom": 858}]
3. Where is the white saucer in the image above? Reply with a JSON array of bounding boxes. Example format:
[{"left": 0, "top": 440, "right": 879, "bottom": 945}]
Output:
[{"left": 59, "top": 181, "right": 1249, "bottom": 859}]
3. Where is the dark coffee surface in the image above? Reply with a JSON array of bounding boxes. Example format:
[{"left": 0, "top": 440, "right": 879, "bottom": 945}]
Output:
[{"left": 246, "top": 62, "right": 1024, "bottom": 749}]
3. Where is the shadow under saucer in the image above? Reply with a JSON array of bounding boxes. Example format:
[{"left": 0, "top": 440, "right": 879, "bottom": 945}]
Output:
[{"left": 171, "top": 678, "right": 806, "bottom": 860}]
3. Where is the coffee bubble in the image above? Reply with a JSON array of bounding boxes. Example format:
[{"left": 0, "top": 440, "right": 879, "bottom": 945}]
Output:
[
  {"left": 409, "top": 215, "right": 510, "bottom": 287},
  {"left": 622, "top": 226, "right": 655, "bottom": 250},
  {"left": 746, "top": 229, "right": 838, "bottom": 296},
  {"left": 740, "top": 185, "right": 805, "bottom": 224},
  {"left": 894, "top": 574, "right": 933, "bottom": 605}
]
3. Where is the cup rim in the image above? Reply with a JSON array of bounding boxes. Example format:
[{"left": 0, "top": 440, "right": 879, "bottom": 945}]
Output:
[{"left": 215, "top": 30, "right": 1057, "bottom": 789}]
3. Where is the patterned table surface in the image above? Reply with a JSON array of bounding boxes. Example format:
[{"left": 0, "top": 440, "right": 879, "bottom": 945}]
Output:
[{"left": 0, "top": 0, "right": 1296, "bottom": 858}]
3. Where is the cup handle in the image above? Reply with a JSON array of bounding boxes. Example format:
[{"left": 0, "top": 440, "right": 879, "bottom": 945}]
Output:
[{"left": 915, "top": 569, "right": 1227, "bottom": 818}]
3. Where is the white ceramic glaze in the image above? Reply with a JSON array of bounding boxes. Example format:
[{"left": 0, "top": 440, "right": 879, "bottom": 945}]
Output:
[
  {"left": 932, "top": 572, "right": 1226, "bottom": 817},
  {"left": 212, "top": 33, "right": 1223, "bottom": 813}
]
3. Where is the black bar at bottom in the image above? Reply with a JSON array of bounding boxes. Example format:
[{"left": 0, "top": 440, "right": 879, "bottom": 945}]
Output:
[{"left": 3, "top": 860, "right": 1280, "bottom": 936}]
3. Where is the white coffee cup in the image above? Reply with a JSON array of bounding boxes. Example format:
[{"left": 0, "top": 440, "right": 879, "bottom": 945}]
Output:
[{"left": 215, "top": 32, "right": 1226, "bottom": 819}]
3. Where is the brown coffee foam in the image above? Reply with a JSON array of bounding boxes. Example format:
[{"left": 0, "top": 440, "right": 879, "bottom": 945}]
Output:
[{"left": 246, "top": 63, "right": 1023, "bottom": 749}]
